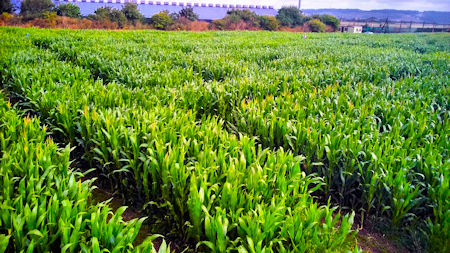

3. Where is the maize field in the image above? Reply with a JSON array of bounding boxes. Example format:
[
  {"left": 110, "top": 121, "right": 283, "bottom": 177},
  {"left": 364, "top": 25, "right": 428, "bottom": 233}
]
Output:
[{"left": 0, "top": 27, "right": 448, "bottom": 252}]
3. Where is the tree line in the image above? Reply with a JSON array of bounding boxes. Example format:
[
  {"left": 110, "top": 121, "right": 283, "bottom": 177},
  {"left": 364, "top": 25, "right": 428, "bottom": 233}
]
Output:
[{"left": 0, "top": 0, "right": 340, "bottom": 32}]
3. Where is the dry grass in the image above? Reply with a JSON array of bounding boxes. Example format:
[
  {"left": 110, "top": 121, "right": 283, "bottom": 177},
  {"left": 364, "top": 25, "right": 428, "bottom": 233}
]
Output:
[{"left": 188, "top": 21, "right": 209, "bottom": 31}]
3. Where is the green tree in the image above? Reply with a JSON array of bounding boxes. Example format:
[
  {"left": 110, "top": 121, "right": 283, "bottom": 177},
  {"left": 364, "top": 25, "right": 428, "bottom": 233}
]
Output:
[
  {"left": 54, "top": 3, "right": 81, "bottom": 18},
  {"left": 110, "top": 8, "right": 127, "bottom": 28},
  {"left": 308, "top": 19, "right": 326, "bottom": 32},
  {"left": 91, "top": 6, "right": 111, "bottom": 21},
  {"left": 320, "top": 14, "right": 340, "bottom": 31},
  {"left": 276, "top": 6, "right": 304, "bottom": 27},
  {"left": 150, "top": 10, "right": 174, "bottom": 30},
  {"left": 121, "top": 3, "right": 144, "bottom": 25},
  {"left": 258, "top": 15, "right": 279, "bottom": 31},
  {"left": 20, "top": 0, "right": 54, "bottom": 20},
  {"left": 0, "top": 0, "right": 13, "bottom": 13},
  {"left": 179, "top": 7, "right": 198, "bottom": 21}
]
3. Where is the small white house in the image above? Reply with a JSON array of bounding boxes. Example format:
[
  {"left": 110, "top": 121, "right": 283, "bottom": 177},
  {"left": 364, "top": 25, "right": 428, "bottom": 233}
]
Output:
[{"left": 341, "top": 26, "right": 363, "bottom": 33}]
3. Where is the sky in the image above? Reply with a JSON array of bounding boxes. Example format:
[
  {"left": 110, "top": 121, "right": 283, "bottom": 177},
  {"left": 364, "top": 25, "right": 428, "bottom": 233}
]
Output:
[{"left": 186, "top": 0, "right": 450, "bottom": 11}]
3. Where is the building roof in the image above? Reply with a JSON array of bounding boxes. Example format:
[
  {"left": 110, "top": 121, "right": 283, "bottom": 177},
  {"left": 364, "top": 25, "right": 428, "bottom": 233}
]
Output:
[{"left": 55, "top": 0, "right": 278, "bottom": 19}]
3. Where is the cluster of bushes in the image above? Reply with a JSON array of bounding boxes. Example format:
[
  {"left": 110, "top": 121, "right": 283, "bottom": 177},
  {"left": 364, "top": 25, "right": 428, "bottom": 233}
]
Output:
[
  {"left": 149, "top": 7, "right": 209, "bottom": 31},
  {"left": 0, "top": 0, "right": 146, "bottom": 28},
  {"left": 151, "top": 6, "right": 339, "bottom": 32},
  {"left": 276, "top": 7, "right": 341, "bottom": 32},
  {"left": 1, "top": 0, "right": 339, "bottom": 32},
  {"left": 6, "top": 0, "right": 78, "bottom": 21},
  {"left": 209, "top": 9, "right": 277, "bottom": 31},
  {"left": 308, "top": 14, "right": 341, "bottom": 32},
  {"left": 87, "top": 3, "right": 144, "bottom": 28}
]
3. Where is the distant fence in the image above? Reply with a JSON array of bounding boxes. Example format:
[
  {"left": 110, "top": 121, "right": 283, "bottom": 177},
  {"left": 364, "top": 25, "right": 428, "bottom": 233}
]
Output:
[{"left": 341, "top": 21, "right": 450, "bottom": 33}]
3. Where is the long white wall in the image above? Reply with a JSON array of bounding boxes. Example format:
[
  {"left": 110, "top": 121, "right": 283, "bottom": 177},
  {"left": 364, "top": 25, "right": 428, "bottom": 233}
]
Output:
[{"left": 55, "top": 0, "right": 279, "bottom": 19}]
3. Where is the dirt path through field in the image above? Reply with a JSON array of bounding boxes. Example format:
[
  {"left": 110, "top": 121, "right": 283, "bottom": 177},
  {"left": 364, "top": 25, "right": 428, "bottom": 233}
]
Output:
[{"left": 356, "top": 226, "right": 410, "bottom": 253}]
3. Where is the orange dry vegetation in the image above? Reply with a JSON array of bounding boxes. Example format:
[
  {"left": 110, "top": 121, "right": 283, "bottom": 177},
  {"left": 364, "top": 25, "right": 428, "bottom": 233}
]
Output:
[
  {"left": 0, "top": 15, "right": 151, "bottom": 30},
  {"left": 226, "top": 20, "right": 261, "bottom": 31},
  {"left": 0, "top": 14, "right": 336, "bottom": 32},
  {"left": 280, "top": 25, "right": 308, "bottom": 32},
  {"left": 188, "top": 21, "right": 209, "bottom": 31}
]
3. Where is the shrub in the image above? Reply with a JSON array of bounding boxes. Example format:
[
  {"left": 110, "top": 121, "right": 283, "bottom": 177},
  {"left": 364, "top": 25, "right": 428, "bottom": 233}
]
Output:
[
  {"left": 319, "top": 14, "right": 340, "bottom": 31},
  {"left": 109, "top": 8, "right": 126, "bottom": 28},
  {"left": 276, "top": 6, "right": 304, "bottom": 27},
  {"left": 0, "top": 0, "right": 13, "bottom": 13},
  {"left": 228, "top": 20, "right": 253, "bottom": 30},
  {"left": 210, "top": 18, "right": 226, "bottom": 30},
  {"left": 188, "top": 20, "right": 209, "bottom": 31},
  {"left": 280, "top": 25, "right": 306, "bottom": 32},
  {"left": 43, "top": 11, "right": 56, "bottom": 26},
  {"left": 121, "top": 3, "right": 144, "bottom": 25},
  {"left": 259, "top": 15, "right": 279, "bottom": 31},
  {"left": 226, "top": 9, "right": 259, "bottom": 28},
  {"left": 20, "top": 0, "right": 54, "bottom": 20},
  {"left": 150, "top": 10, "right": 173, "bottom": 30},
  {"left": 170, "top": 16, "right": 190, "bottom": 30},
  {"left": 210, "top": 9, "right": 261, "bottom": 30},
  {"left": 308, "top": 19, "right": 326, "bottom": 32},
  {"left": 179, "top": 7, "right": 198, "bottom": 21},
  {"left": 1, "top": 11, "right": 12, "bottom": 21},
  {"left": 54, "top": 3, "right": 80, "bottom": 18}
]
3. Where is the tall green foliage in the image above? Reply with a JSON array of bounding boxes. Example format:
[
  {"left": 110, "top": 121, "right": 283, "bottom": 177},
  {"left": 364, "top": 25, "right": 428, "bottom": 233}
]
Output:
[{"left": 20, "top": 0, "right": 54, "bottom": 20}]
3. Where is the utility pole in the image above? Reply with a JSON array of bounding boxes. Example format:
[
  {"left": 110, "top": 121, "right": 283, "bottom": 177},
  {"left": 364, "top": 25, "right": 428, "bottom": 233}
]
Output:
[
  {"left": 298, "top": 0, "right": 301, "bottom": 9},
  {"left": 382, "top": 18, "right": 389, "bottom": 33}
]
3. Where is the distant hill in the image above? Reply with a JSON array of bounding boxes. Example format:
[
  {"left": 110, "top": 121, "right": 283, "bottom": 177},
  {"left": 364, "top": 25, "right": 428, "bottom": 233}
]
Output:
[{"left": 302, "top": 9, "right": 450, "bottom": 24}]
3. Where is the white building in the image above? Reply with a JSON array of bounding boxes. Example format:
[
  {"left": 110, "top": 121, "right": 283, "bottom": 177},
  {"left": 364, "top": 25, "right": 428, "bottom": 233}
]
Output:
[{"left": 340, "top": 25, "right": 363, "bottom": 33}]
